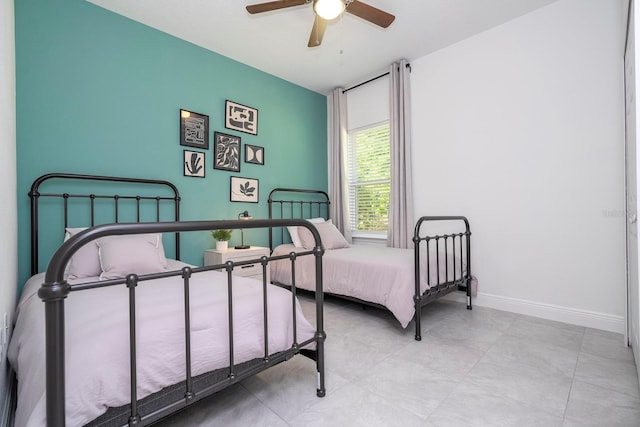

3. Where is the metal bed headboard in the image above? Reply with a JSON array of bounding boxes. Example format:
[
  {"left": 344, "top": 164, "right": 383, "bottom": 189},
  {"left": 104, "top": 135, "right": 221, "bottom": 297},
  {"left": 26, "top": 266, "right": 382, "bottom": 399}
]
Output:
[
  {"left": 29, "top": 173, "right": 181, "bottom": 275},
  {"left": 267, "top": 188, "right": 330, "bottom": 250}
]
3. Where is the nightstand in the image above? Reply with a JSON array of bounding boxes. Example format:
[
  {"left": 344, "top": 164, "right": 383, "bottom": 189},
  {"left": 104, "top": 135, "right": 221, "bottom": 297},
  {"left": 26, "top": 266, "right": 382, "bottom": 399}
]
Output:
[{"left": 203, "top": 246, "right": 270, "bottom": 283}]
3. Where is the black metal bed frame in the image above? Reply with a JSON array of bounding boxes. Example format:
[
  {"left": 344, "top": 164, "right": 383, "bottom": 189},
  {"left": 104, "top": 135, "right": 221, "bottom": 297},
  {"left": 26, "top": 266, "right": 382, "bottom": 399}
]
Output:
[
  {"left": 28, "top": 174, "right": 326, "bottom": 426},
  {"left": 267, "top": 188, "right": 472, "bottom": 341},
  {"left": 29, "top": 173, "right": 182, "bottom": 276},
  {"left": 413, "top": 216, "right": 472, "bottom": 340}
]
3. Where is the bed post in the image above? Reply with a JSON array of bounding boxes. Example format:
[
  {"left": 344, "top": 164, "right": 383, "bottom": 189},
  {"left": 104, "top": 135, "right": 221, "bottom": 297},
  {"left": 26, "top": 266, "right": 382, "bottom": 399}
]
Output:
[
  {"left": 465, "top": 221, "right": 472, "bottom": 310},
  {"left": 38, "top": 281, "right": 70, "bottom": 427},
  {"left": 413, "top": 230, "right": 422, "bottom": 341},
  {"left": 313, "top": 244, "right": 326, "bottom": 397}
]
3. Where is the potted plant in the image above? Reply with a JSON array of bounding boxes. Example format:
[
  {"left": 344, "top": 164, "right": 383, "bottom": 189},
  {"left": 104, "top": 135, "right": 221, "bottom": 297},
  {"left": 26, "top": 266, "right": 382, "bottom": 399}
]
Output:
[{"left": 211, "top": 229, "right": 232, "bottom": 251}]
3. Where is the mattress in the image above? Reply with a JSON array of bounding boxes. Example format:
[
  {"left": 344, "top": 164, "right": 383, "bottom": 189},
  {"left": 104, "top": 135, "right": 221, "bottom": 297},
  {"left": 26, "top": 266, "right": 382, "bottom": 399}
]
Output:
[
  {"left": 271, "top": 244, "right": 465, "bottom": 328},
  {"left": 8, "top": 260, "right": 315, "bottom": 427}
]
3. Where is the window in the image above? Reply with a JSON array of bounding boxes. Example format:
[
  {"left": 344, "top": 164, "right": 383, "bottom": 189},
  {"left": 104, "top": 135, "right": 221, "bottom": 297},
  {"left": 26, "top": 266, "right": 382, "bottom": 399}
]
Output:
[{"left": 347, "top": 122, "right": 391, "bottom": 235}]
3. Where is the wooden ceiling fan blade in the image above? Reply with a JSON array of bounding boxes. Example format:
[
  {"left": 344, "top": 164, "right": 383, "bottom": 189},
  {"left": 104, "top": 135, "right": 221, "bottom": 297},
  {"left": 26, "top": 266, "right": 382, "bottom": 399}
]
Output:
[
  {"left": 345, "top": 1, "right": 395, "bottom": 28},
  {"left": 308, "top": 17, "right": 328, "bottom": 47},
  {"left": 246, "top": 0, "right": 308, "bottom": 14}
]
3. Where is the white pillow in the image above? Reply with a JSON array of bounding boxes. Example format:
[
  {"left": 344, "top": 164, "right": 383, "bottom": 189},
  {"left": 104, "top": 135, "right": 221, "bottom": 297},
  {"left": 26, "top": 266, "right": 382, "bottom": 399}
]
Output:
[
  {"left": 96, "top": 234, "right": 167, "bottom": 280},
  {"left": 298, "top": 220, "right": 349, "bottom": 250},
  {"left": 287, "top": 217, "right": 326, "bottom": 247},
  {"left": 64, "top": 229, "right": 168, "bottom": 279},
  {"left": 64, "top": 228, "right": 101, "bottom": 279}
]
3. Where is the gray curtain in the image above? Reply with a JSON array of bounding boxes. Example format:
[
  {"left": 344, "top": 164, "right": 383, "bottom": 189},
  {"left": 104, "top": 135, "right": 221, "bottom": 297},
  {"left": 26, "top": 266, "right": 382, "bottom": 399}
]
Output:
[
  {"left": 327, "top": 87, "right": 352, "bottom": 242},
  {"left": 388, "top": 59, "right": 414, "bottom": 248}
]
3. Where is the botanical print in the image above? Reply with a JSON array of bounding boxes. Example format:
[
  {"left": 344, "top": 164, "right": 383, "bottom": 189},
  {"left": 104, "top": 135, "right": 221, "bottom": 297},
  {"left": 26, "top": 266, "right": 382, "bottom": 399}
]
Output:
[
  {"left": 230, "top": 176, "right": 259, "bottom": 203},
  {"left": 214, "top": 132, "right": 241, "bottom": 172},
  {"left": 184, "top": 150, "right": 205, "bottom": 178}
]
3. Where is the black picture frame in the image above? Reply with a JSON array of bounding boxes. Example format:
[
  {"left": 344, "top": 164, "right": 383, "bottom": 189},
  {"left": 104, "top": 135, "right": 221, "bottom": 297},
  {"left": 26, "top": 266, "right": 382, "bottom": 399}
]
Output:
[
  {"left": 230, "top": 176, "right": 259, "bottom": 203},
  {"left": 213, "top": 131, "right": 241, "bottom": 172},
  {"left": 225, "top": 100, "right": 258, "bottom": 135},
  {"left": 183, "top": 150, "right": 205, "bottom": 178},
  {"left": 180, "top": 109, "right": 210, "bottom": 149},
  {"left": 244, "top": 144, "right": 264, "bottom": 165}
]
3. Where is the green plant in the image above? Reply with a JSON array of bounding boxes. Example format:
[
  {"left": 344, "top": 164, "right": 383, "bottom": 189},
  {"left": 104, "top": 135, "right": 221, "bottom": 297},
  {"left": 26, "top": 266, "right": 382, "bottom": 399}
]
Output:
[{"left": 211, "top": 229, "right": 232, "bottom": 241}]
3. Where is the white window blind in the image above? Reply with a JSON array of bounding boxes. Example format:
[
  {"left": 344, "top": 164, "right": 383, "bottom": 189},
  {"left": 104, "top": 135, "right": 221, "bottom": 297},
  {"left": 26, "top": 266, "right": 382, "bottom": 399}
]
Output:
[{"left": 347, "top": 122, "right": 390, "bottom": 233}]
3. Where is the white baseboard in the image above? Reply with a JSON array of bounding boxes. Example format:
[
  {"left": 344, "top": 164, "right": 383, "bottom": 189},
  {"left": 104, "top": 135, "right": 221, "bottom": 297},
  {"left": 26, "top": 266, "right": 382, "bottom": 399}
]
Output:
[{"left": 444, "top": 291, "right": 625, "bottom": 334}]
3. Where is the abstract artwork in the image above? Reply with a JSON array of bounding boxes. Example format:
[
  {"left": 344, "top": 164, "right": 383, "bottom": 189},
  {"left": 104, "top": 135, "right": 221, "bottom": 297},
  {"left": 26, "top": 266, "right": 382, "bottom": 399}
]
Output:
[
  {"left": 244, "top": 144, "right": 264, "bottom": 165},
  {"left": 214, "top": 131, "right": 241, "bottom": 172},
  {"left": 184, "top": 150, "right": 205, "bottom": 178},
  {"left": 180, "top": 109, "right": 209, "bottom": 149},
  {"left": 225, "top": 100, "right": 258, "bottom": 135},
  {"left": 230, "top": 176, "right": 259, "bottom": 203}
]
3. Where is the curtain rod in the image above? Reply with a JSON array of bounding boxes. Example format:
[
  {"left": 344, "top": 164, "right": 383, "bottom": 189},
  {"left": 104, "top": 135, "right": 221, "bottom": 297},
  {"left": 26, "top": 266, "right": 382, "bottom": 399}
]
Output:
[{"left": 342, "top": 63, "right": 411, "bottom": 94}]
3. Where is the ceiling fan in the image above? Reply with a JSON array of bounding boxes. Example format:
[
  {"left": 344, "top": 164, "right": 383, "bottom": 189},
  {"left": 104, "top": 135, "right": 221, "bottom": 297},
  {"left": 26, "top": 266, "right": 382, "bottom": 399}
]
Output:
[{"left": 245, "top": 0, "right": 395, "bottom": 47}]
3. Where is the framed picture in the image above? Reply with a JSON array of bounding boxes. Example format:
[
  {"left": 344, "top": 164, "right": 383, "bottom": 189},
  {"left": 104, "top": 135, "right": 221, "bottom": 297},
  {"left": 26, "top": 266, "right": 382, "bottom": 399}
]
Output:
[
  {"left": 225, "top": 100, "right": 258, "bottom": 135},
  {"left": 180, "top": 109, "right": 209, "bottom": 149},
  {"left": 183, "top": 150, "right": 205, "bottom": 178},
  {"left": 244, "top": 144, "right": 264, "bottom": 165},
  {"left": 230, "top": 176, "right": 259, "bottom": 203},
  {"left": 214, "top": 131, "right": 241, "bottom": 172}
]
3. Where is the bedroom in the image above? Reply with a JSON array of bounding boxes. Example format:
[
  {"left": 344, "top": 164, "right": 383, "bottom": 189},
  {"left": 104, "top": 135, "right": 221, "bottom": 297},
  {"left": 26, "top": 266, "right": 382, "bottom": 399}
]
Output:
[{"left": 0, "top": 0, "right": 635, "bottom": 425}]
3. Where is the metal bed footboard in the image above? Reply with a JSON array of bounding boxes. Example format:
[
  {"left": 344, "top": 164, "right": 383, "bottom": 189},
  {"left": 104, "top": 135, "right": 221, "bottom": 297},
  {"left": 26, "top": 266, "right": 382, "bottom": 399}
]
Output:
[
  {"left": 40, "top": 219, "right": 326, "bottom": 427},
  {"left": 413, "top": 216, "right": 472, "bottom": 341}
]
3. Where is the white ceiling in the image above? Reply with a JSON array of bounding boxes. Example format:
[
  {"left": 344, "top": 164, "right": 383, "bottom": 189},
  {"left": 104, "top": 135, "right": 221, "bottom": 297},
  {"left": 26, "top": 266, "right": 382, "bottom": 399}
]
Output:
[{"left": 88, "top": 0, "right": 560, "bottom": 95}]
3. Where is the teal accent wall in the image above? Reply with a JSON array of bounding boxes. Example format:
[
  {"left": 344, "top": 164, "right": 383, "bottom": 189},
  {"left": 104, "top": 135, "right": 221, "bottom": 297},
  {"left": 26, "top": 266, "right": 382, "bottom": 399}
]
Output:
[{"left": 15, "top": 0, "right": 327, "bottom": 288}]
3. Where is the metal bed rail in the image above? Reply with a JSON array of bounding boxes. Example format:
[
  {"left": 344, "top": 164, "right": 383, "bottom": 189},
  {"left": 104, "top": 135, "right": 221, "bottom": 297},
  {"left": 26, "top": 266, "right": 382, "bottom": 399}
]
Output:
[
  {"left": 39, "top": 219, "right": 326, "bottom": 426},
  {"left": 413, "top": 216, "right": 472, "bottom": 341}
]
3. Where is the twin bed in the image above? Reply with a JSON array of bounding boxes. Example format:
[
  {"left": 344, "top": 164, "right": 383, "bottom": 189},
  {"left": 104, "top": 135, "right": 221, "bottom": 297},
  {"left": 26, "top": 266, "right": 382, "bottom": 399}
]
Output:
[
  {"left": 10, "top": 174, "right": 326, "bottom": 427},
  {"left": 9, "top": 174, "right": 472, "bottom": 426},
  {"left": 267, "top": 188, "right": 472, "bottom": 340}
]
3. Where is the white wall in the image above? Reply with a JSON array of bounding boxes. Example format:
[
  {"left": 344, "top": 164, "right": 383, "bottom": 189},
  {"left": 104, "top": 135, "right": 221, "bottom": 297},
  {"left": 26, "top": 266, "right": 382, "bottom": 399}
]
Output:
[
  {"left": 0, "top": 0, "right": 17, "bottom": 419},
  {"left": 411, "top": 0, "right": 626, "bottom": 332}
]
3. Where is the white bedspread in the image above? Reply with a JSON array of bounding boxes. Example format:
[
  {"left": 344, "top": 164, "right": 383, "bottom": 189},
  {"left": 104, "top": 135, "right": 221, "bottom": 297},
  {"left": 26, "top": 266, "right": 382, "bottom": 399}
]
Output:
[
  {"left": 8, "top": 260, "right": 316, "bottom": 427},
  {"left": 271, "top": 245, "right": 464, "bottom": 328}
]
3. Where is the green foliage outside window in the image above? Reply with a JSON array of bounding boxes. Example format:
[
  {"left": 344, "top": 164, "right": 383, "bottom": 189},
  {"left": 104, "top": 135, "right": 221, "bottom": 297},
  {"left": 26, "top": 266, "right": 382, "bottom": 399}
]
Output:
[{"left": 348, "top": 123, "right": 391, "bottom": 233}]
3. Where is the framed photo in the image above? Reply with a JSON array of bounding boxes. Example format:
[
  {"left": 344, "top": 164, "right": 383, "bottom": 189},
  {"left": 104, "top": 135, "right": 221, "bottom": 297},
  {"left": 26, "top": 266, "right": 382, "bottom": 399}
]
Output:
[
  {"left": 230, "top": 176, "right": 259, "bottom": 203},
  {"left": 244, "top": 144, "right": 264, "bottom": 165},
  {"left": 225, "top": 100, "right": 258, "bottom": 135},
  {"left": 214, "top": 131, "right": 241, "bottom": 172},
  {"left": 180, "top": 109, "right": 209, "bottom": 149},
  {"left": 183, "top": 150, "right": 205, "bottom": 178}
]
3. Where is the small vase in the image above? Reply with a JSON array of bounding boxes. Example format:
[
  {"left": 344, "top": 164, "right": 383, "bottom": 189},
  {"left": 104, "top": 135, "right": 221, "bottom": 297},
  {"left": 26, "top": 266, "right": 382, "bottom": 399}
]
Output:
[{"left": 216, "top": 241, "right": 228, "bottom": 251}]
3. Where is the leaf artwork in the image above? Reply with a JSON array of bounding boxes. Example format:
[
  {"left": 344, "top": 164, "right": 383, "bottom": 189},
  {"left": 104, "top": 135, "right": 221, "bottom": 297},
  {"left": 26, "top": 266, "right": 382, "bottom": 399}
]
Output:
[
  {"left": 185, "top": 152, "right": 203, "bottom": 175},
  {"left": 216, "top": 135, "right": 239, "bottom": 169},
  {"left": 240, "top": 181, "right": 256, "bottom": 197}
]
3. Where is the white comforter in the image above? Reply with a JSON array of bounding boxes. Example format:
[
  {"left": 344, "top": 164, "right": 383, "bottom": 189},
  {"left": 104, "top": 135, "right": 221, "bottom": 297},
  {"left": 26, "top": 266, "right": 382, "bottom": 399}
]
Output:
[
  {"left": 271, "top": 245, "right": 464, "bottom": 328},
  {"left": 8, "top": 260, "right": 316, "bottom": 427}
]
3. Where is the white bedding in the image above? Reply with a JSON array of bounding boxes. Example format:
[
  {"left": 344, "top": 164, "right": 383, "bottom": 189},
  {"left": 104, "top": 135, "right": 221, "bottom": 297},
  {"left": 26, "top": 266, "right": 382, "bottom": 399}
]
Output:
[
  {"left": 271, "top": 244, "right": 465, "bottom": 328},
  {"left": 8, "top": 260, "right": 316, "bottom": 427}
]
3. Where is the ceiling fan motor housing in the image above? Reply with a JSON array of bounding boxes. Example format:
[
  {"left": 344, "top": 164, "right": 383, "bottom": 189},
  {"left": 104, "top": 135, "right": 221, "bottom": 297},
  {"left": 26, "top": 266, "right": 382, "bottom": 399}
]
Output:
[{"left": 246, "top": 0, "right": 395, "bottom": 47}]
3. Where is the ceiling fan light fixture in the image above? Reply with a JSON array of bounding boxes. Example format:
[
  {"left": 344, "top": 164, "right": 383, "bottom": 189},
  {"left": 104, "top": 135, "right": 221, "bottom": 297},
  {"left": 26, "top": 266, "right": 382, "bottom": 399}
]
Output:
[{"left": 313, "top": 0, "right": 345, "bottom": 20}]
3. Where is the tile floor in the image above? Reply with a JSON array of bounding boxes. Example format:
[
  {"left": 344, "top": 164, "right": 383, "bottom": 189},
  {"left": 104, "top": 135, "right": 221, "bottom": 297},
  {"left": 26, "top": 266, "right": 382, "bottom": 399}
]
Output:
[{"left": 156, "top": 294, "right": 640, "bottom": 426}]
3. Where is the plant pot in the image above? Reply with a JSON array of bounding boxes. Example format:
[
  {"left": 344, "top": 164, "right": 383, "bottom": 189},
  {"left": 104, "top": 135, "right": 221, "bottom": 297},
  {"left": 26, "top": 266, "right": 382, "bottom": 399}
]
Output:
[{"left": 216, "top": 241, "right": 228, "bottom": 251}]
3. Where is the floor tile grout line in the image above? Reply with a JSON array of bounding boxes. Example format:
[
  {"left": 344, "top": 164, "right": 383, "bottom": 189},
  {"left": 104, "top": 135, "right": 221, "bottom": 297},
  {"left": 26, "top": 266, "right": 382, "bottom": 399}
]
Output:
[
  {"left": 424, "top": 314, "right": 517, "bottom": 423},
  {"left": 159, "top": 299, "right": 639, "bottom": 426},
  {"left": 561, "top": 327, "right": 586, "bottom": 422}
]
